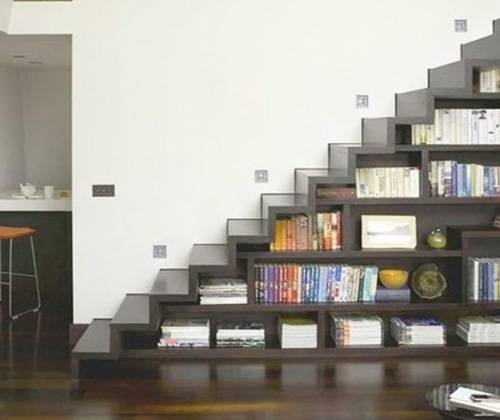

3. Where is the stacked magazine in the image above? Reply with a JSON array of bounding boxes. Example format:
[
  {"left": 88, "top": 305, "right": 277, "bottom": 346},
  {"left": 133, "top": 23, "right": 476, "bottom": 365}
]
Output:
[
  {"left": 216, "top": 321, "right": 265, "bottom": 348},
  {"left": 157, "top": 318, "right": 210, "bottom": 348},
  {"left": 279, "top": 315, "right": 317, "bottom": 349},
  {"left": 390, "top": 317, "right": 446, "bottom": 346},
  {"left": 331, "top": 314, "right": 384, "bottom": 347},
  {"left": 457, "top": 316, "right": 500, "bottom": 344},
  {"left": 199, "top": 278, "right": 247, "bottom": 305}
]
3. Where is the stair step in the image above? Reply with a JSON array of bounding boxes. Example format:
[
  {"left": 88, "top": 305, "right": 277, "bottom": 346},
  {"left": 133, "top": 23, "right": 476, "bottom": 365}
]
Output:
[
  {"left": 150, "top": 269, "right": 190, "bottom": 297},
  {"left": 227, "top": 219, "right": 268, "bottom": 238},
  {"left": 260, "top": 193, "right": 308, "bottom": 219},
  {"left": 72, "top": 319, "right": 112, "bottom": 355},
  {"left": 190, "top": 244, "right": 229, "bottom": 268},
  {"left": 111, "top": 294, "right": 150, "bottom": 328}
]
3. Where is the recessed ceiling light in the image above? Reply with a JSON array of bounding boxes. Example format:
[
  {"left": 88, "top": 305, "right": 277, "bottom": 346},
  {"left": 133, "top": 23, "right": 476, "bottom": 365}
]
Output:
[
  {"left": 12, "top": 55, "right": 26, "bottom": 59},
  {"left": 29, "top": 61, "right": 43, "bottom": 65}
]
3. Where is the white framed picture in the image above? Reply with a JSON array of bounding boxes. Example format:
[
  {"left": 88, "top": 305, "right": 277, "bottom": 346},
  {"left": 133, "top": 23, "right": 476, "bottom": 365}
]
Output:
[{"left": 361, "top": 215, "right": 417, "bottom": 249}]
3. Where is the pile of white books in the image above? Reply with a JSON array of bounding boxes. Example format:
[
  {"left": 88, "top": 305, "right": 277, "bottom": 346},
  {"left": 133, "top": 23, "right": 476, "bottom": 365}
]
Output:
[
  {"left": 216, "top": 321, "right": 265, "bottom": 348},
  {"left": 157, "top": 318, "right": 209, "bottom": 348},
  {"left": 412, "top": 109, "right": 500, "bottom": 145},
  {"left": 331, "top": 314, "right": 384, "bottom": 347},
  {"left": 356, "top": 167, "right": 420, "bottom": 198},
  {"left": 199, "top": 278, "right": 247, "bottom": 305},
  {"left": 480, "top": 68, "right": 500, "bottom": 93},
  {"left": 450, "top": 387, "right": 500, "bottom": 415},
  {"left": 457, "top": 316, "right": 500, "bottom": 344},
  {"left": 279, "top": 316, "right": 317, "bottom": 349},
  {"left": 390, "top": 317, "right": 446, "bottom": 346}
]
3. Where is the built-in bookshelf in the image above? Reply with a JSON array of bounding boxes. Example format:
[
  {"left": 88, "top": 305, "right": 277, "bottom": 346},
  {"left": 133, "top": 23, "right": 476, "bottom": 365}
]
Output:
[{"left": 72, "top": 20, "right": 500, "bottom": 377}]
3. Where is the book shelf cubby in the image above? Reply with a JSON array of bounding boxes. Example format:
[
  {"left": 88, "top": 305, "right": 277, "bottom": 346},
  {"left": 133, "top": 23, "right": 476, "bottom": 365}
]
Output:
[{"left": 72, "top": 19, "right": 500, "bottom": 378}]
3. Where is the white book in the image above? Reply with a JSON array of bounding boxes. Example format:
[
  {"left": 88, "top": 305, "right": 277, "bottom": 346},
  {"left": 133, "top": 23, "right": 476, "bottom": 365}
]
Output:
[
  {"left": 488, "top": 110, "right": 496, "bottom": 144},
  {"left": 434, "top": 110, "right": 442, "bottom": 144},
  {"left": 410, "top": 168, "right": 420, "bottom": 197},
  {"left": 442, "top": 110, "right": 451, "bottom": 144}
]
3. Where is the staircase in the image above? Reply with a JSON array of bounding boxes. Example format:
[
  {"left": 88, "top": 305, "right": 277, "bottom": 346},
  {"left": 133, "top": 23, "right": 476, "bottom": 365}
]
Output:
[{"left": 72, "top": 18, "right": 500, "bottom": 378}]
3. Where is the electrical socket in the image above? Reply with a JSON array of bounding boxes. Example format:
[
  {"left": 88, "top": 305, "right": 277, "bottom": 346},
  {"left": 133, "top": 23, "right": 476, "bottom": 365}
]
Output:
[
  {"left": 254, "top": 169, "right": 269, "bottom": 183},
  {"left": 153, "top": 245, "right": 167, "bottom": 259},
  {"left": 356, "top": 95, "right": 369, "bottom": 108},
  {"left": 455, "top": 19, "right": 467, "bottom": 32},
  {"left": 92, "top": 184, "right": 115, "bottom": 197}
]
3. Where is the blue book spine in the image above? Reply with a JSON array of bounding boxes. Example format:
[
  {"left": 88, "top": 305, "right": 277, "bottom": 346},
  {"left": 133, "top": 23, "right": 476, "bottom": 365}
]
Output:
[
  {"left": 305, "top": 265, "right": 310, "bottom": 304},
  {"left": 465, "top": 165, "right": 472, "bottom": 197},
  {"left": 485, "top": 167, "right": 491, "bottom": 197},
  {"left": 451, "top": 162, "right": 458, "bottom": 196},
  {"left": 488, "top": 260, "right": 495, "bottom": 302},
  {"left": 314, "top": 266, "right": 319, "bottom": 303}
]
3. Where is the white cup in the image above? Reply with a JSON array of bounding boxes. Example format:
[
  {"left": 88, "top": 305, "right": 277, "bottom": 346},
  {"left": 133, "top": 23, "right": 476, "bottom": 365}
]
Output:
[{"left": 44, "top": 185, "right": 55, "bottom": 199}]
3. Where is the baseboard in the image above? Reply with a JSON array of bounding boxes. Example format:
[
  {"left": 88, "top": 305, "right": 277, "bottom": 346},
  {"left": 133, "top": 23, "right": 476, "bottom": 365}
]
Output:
[{"left": 69, "top": 323, "right": 88, "bottom": 347}]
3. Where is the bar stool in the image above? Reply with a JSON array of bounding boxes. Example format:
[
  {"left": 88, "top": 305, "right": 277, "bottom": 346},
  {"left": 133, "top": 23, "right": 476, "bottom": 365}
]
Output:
[{"left": 0, "top": 226, "right": 42, "bottom": 319}]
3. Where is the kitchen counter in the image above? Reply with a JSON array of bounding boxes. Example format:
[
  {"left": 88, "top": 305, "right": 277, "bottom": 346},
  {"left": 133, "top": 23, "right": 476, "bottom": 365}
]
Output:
[{"left": 0, "top": 191, "right": 71, "bottom": 212}]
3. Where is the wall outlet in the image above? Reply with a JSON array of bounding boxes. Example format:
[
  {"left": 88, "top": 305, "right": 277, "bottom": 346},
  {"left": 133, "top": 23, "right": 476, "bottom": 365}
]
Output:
[
  {"left": 92, "top": 184, "right": 115, "bottom": 197},
  {"left": 356, "top": 95, "right": 369, "bottom": 108},
  {"left": 153, "top": 245, "right": 167, "bottom": 259},
  {"left": 254, "top": 169, "right": 269, "bottom": 183},
  {"left": 455, "top": 19, "right": 467, "bottom": 32}
]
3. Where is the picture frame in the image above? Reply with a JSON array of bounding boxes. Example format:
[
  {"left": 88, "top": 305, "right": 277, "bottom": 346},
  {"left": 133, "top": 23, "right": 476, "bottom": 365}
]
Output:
[{"left": 361, "top": 215, "right": 417, "bottom": 249}]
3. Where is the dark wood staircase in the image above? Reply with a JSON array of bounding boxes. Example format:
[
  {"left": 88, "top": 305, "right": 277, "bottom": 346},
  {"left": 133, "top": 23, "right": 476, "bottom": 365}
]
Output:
[{"left": 72, "top": 18, "right": 500, "bottom": 378}]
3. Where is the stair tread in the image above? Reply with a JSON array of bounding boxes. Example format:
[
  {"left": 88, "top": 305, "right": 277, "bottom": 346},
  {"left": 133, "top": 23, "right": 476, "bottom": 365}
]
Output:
[
  {"left": 190, "top": 244, "right": 229, "bottom": 267},
  {"left": 111, "top": 295, "right": 150, "bottom": 326},
  {"left": 227, "top": 219, "right": 268, "bottom": 237},
  {"left": 261, "top": 193, "right": 307, "bottom": 208},
  {"left": 72, "top": 319, "right": 111, "bottom": 355},
  {"left": 151, "top": 269, "right": 189, "bottom": 296}
]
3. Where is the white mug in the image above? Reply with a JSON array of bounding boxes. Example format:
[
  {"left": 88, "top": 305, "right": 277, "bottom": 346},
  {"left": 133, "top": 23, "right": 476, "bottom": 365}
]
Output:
[{"left": 44, "top": 185, "right": 55, "bottom": 199}]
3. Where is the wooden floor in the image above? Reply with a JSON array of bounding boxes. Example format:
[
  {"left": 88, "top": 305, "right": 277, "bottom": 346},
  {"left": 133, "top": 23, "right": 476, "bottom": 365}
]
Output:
[{"left": 1, "top": 307, "right": 500, "bottom": 419}]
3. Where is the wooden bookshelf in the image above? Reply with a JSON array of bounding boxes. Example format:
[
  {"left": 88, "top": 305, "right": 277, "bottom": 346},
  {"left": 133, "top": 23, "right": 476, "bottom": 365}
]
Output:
[{"left": 72, "top": 19, "right": 500, "bottom": 378}]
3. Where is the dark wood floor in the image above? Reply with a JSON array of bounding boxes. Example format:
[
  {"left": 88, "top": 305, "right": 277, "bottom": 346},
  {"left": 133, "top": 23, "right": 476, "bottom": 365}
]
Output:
[{"left": 1, "top": 306, "right": 500, "bottom": 419}]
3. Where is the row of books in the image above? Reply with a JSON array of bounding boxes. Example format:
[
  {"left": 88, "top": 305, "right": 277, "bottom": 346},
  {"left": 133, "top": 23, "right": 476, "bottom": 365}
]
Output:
[
  {"left": 457, "top": 316, "right": 500, "bottom": 344},
  {"left": 199, "top": 278, "right": 247, "bottom": 305},
  {"left": 356, "top": 167, "right": 420, "bottom": 198},
  {"left": 331, "top": 315, "right": 383, "bottom": 346},
  {"left": 254, "top": 264, "right": 379, "bottom": 304},
  {"left": 467, "top": 258, "right": 500, "bottom": 302},
  {"left": 271, "top": 212, "right": 342, "bottom": 251},
  {"left": 479, "top": 68, "right": 500, "bottom": 93},
  {"left": 157, "top": 315, "right": 500, "bottom": 349},
  {"left": 412, "top": 109, "right": 500, "bottom": 145},
  {"left": 429, "top": 161, "right": 500, "bottom": 197}
]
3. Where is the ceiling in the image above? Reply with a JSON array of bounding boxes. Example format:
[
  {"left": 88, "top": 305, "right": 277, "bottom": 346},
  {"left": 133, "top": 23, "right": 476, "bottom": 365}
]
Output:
[{"left": 0, "top": 33, "right": 71, "bottom": 69}]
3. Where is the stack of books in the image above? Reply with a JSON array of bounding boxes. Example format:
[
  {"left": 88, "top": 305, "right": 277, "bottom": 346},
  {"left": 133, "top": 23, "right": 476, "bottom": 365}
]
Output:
[
  {"left": 412, "top": 109, "right": 500, "bottom": 145},
  {"left": 279, "top": 315, "right": 317, "bottom": 349},
  {"left": 457, "top": 316, "right": 500, "bottom": 344},
  {"left": 429, "top": 161, "right": 500, "bottom": 197},
  {"left": 356, "top": 167, "right": 420, "bottom": 198},
  {"left": 216, "top": 321, "right": 265, "bottom": 348},
  {"left": 479, "top": 68, "right": 500, "bottom": 92},
  {"left": 390, "top": 317, "right": 446, "bottom": 346},
  {"left": 467, "top": 258, "right": 500, "bottom": 302},
  {"left": 330, "top": 314, "right": 384, "bottom": 347},
  {"left": 254, "top": 264, "right": 379, "bottom": 304},
  {"left": 157, "top": 318, "right": 210, "bottom": 348},
  {"left": 199, "top": 278, "right": 247, "bottom": 305},
  {"left": 271, "top": 212, "right": 342, "bottom": 251}
]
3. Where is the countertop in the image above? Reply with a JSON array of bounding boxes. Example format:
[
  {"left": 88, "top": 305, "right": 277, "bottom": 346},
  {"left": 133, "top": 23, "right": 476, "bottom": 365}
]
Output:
[{"left": 0, "top": 191, "right": 71, "bottom": 212}]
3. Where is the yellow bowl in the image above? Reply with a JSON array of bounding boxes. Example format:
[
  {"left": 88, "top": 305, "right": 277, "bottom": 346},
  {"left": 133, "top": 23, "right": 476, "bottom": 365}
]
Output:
[{"left": 379, "top": 269, "right": 409, "bottom": 289}]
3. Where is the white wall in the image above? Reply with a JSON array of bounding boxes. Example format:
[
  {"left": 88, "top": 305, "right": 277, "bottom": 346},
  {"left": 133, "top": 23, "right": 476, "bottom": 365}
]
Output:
[
  {"left": 19, "top": 69, "right": 71, "bottom": 189},
  {"left": 8, "top": 0, "right": 500, "bottom": 323},
  {"left": 0, "top": 65, "right": 25, "bottom": 190}
]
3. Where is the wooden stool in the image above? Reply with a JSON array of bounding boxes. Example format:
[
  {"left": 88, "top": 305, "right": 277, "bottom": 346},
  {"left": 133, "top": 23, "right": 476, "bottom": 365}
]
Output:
[{"left": 0, "top": 226, "right": 42, "bottom": 319}]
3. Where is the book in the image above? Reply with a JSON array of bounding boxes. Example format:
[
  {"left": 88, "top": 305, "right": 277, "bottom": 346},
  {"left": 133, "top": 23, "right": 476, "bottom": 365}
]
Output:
[
  {"left": 199, "top": 278, "right": 247, "bottom": 305},
  {"left": 467, "top": 257, "right": 500, "bottom": 302},
  {"left": 457, "top": 316, "right": 500, "bottom": 344},
  {"left": 254, "top": 263, "right": 379, "bottom": 304},
  {"left": 158, "top": 318, "right": 210, "bottom": 348},
  {"left": 316, "top": 187, "right": 356, "bottom": 199},
  {"left": 375, "top": 286, "right": 411, "bottom": 302},
  {"left": 216, "top": 321, "right": 265, "bottom": 348}
]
